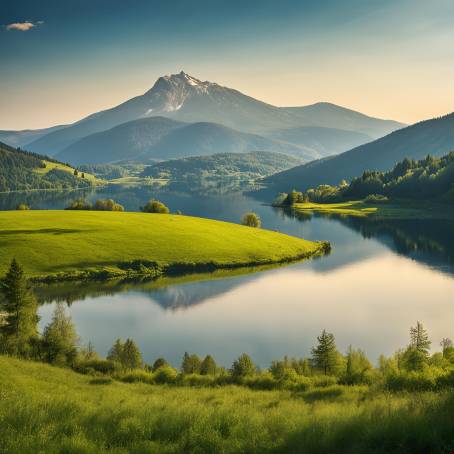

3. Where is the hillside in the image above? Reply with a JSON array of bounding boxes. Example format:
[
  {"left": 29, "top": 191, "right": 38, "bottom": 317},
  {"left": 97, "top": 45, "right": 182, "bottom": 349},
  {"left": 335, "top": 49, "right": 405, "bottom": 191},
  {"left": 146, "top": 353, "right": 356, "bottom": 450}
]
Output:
[
  {"left": 263, "top": 113, "right": 454, "bottom": 194},
  {"left": 21, "top": 72, "right": 404, "bottom": 157},
  {"left": 142, "top": 150, "right": 302, "bottom": 180},
  {"left": 0, "top": 141, "right": 95, "bottom": 192},
  {"left": 56, "top": 118, "right": 308, "bottom": 165},
  {"left": 0, "top": 210, "right": 325, "bottom": 281},
  {"left": 0, "top": 124, "right": 67, "bottom": 148}
]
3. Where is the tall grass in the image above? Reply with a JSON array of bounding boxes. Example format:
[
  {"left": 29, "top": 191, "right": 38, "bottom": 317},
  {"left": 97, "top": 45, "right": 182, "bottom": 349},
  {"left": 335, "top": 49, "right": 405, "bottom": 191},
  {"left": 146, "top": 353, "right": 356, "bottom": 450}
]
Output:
[{"left": 1, "top": 356, "right": 454, "bottom": 453}]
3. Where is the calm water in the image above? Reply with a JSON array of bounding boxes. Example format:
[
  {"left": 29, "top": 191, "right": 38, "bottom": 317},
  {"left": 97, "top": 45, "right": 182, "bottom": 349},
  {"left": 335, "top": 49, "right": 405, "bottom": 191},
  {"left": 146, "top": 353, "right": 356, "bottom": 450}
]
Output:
[{"left": 2, "top": 188, "right": 454, "bottom": 367}]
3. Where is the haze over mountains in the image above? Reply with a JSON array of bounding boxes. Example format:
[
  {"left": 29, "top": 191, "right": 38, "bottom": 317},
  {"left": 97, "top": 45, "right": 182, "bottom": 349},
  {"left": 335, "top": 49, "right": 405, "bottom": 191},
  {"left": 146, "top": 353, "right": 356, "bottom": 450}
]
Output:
[
  {"left": 263, "top": 113, "right": 454, "bottom": 194},
  {"left": 2, "top": 72, "right": 405, "bottom": 165}
]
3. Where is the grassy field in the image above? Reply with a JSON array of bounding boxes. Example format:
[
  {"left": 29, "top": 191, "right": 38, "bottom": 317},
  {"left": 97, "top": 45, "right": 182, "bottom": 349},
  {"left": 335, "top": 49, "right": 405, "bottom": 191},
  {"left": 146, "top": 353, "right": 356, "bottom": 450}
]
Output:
[
  {"left": 292, "top": 200, "right": 454, "bottom": 220},
  {"left": 34, "top": 160, "right": 101, "bottom": 185},
  {"left": 0, "top": 210, "right": 326, "bottom": 281},
  {"left": 1, "top": 356, "right": 454, "bottom": 453}
]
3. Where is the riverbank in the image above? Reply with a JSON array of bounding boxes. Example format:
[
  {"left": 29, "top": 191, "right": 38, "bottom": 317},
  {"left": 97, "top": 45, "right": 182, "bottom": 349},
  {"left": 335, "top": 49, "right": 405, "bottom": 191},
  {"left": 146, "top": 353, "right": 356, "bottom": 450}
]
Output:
[
  {"left": 0, "top": 210, "right": 328, "bottom": 282},
  {"left": 291, "top": 200, "right": 454, "bottom": 220},
  {"left": 1, "top": 356, "right": 453, "bottom": 453}
]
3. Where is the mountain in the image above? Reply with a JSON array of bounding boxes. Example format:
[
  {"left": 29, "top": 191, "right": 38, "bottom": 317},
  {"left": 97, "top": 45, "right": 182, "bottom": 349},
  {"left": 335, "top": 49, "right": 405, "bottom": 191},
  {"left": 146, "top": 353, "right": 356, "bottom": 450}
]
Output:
[
  {"left": 262, "top": 113, "right": 454, "bottom": 194},
  {"left": 267, "top": 126, "right": 372, "bottom": 159},
  {"left": 0, "top": 141, "right": 94, "bottom": 192},
  {"left": 56, "top": 117, "right": 308, "bottom": 165},
  {"left": 0, "top": 124, "right": 67, "bottom": 148},
  {"left": 23, "top": 72, "right": 404, "bottom": 157}
]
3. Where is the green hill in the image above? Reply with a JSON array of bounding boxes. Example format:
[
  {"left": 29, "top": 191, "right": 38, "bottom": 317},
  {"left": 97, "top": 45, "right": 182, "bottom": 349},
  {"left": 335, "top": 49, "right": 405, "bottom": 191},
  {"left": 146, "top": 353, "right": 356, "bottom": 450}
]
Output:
[
  {"left": 0, "top": 210, "right": 326, "bottom": 281},
  {"left": 263, "top": 112, "right": 454, "bottom": 194},
  {"left": 0, "top": 141, "right": 97, "bottom": 192}
]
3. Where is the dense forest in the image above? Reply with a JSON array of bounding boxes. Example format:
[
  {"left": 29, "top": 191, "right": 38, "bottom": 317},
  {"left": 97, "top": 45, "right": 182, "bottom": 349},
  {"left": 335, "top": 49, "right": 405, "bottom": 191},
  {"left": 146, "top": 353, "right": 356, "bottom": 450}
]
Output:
[
  {"left": 0, "top": 141, "right": 93, "bottom": 192},
  {"left": 280, "top": 152, "right": 454, "bottom": 204}
]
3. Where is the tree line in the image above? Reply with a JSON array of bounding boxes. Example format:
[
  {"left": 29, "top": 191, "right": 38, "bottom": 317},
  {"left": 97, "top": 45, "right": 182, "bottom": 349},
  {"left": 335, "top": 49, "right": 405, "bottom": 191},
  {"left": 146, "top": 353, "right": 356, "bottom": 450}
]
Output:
[
  {"left": 2, "top": 259, "right": 454, "bottom": 391},
  {"left": 275, "top": 151, "right": 454, "bottom": 206}
]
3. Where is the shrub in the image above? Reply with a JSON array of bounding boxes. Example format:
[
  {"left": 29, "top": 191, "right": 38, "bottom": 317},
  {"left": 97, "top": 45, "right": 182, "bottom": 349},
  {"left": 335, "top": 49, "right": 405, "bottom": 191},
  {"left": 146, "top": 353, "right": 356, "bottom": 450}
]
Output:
[
  {"left": 65, "top": 198, "right": 92, "bottom": 210},
  {"left": 231, "top": 353, "right": 256, "bottom": 379},
  {"left": 241, "top": 212, "right": 261, "bottom": 228},
  {"left": 16, "top": 203, "right": 30, "bottom": 210},
  {"left": 153, "top": 365, "right": 178, "bottom": 384},
  {"left": 89, "top": 377, "right": 113, "bottom": 385},
  {"left": 180, "top": 374, "right": 217, "bottom": 387},
  {"left": 364, "top": 194, "right": 389, "bottom": 203},
  {"left": 74, "top": 359, "right": 119, "bottom": 375},
  {"left": 141, "top": 199, "right": 169, "bottom": 214},
  {"left": 93, "top": 199, "right": 124, "bottom": 211},
  {"left": 119, "top": 369, "right": 154, "bottom": 384}
]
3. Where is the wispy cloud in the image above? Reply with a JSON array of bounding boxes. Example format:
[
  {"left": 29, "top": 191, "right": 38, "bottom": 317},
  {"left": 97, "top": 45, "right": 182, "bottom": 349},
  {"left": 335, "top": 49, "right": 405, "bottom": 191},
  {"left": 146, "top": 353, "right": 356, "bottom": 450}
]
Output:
[{"left": 6, "top": 21, "right": 44, "bottom": 32}]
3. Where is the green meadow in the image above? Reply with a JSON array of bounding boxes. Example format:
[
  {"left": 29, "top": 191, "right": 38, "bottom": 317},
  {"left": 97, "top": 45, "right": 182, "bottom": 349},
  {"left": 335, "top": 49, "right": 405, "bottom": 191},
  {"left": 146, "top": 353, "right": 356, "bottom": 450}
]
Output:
[
  {"left": 0, "top": 210, "right": 326, "bottom": 281},
  {"left": 1, "top": 356, "right": 454, "bottom": 454}
]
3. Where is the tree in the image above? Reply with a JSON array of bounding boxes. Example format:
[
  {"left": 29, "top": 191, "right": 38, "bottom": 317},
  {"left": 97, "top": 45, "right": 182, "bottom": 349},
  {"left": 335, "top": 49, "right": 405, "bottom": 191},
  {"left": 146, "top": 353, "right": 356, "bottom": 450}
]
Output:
[
  {"left": 200, "top": 355, "right": 217, "bottom": 375},
  {"left": 141, "top": 199, "right": 169, "bottom": 214},
  {"left": 73, "top": 169, "right": 79, "bottom": 176},
  {"left": 152, "top": 357, "right": 168, "bottom": 372},
  {"left": 440, "top": 338, "right": 453, "bottom": 357},
  {"left": 42, "top": 303, "right": 79, "bottom": 366},
  {"left": 181, "top": 352, "right": 201, "bottom": 374},
  {"left": 81, "top": 173, "right": 85, "bottom": 179},
  {"left": 410, "top": 321, "right": 431, "bottom": 355},
  {"left": 311, "top": 329, "right": 338, "bottom": 375},
  {"left": 344, "top": 346, "right": 372, "bottom": 384},
  {"left": 107, "top": 339, "right": 124, "bottom": 363},
  {"left": 241, "top": 212, "right": 261, "bottom": 228},
  {"left": 0, "top": 259, "right": 38, "bottom": 357},
  {"left": 231, "top": 353, "right": 256, "bottom": 378},
  {"left": 93, "top": 199, "right": 124, "bottom": 211},
  {"left": 121, "top": 338, "right": 142, "bottom": 369}
]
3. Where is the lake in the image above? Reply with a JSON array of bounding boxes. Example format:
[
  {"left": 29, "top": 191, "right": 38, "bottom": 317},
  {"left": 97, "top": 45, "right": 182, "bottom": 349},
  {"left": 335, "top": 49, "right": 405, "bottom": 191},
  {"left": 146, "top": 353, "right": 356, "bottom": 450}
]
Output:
[{"left": 2, "top": 187, "right": 454, "bottom": 368}]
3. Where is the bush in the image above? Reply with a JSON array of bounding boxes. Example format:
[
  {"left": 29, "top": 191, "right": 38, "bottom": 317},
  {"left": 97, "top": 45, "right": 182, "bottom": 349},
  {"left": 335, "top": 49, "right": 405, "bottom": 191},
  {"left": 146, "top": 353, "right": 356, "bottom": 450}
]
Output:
[
  {"left": 16, "top": 203, "right": 30, "bottom": 210},
  {"left": 119, "top": 369, "right": 154, "bottom": 384},
  {"left": 93, "top": 198, "right": 124, "bottom": 211},
  {"left": 153, "top": 365, "right": 178, "bottom": 384},
  {"left": 180, "top": 374, "right": 217, "bottom": 387},
  {"left": 241, "top": 212, "right": 261, "bottom": 228},
  {"left": 364, "top": 194, "right": 389, "bottom": 204},
  {"left": 141, "top": 199, "right": 169, "bottom": 214},
  {"left": 74, "top": 359, "right": 119, "bottom": 375},
  {"left": 65, "top": 198, "right": 92, "bottom": 210}
]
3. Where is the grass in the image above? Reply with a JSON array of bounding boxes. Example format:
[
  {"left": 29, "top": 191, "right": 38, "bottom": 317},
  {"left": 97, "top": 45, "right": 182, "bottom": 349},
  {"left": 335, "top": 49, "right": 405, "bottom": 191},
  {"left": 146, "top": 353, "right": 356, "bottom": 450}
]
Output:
[
  {"left": 34, "top": 160, "right": 101, "bottom": 185},
  {"left": 292, "top": 200, "right": 454, "bottom": 220},
  {"left": 0, "top": 210, "right": 326, "bottom": 281},
  {"left": 1, "top": 356, "right": 454, "bottom": 453}
]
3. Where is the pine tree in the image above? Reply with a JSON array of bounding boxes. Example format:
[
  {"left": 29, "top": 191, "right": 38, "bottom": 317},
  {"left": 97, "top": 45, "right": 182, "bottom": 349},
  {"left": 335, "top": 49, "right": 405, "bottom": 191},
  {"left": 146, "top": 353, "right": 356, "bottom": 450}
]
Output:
[
  {"left": 0, "top": 259, "right": 38, "bottom": 357},
  {"left": 107, "top": 339, "right": 124, "bottom": 363},
  {"left": 200, "top": 355, "right": 217, "bottom": 375},
  {"left": 410, "top": 321, "right": 431, "bottom": 355},
  {"left": 42, "top": 303, "right": 79, "bottom": 366},
  {"left": 311, "top": 329, "right": 337, "bottom": 375},
  {"left": 122, "top": 338, "right": 142, "bottom": 369}
]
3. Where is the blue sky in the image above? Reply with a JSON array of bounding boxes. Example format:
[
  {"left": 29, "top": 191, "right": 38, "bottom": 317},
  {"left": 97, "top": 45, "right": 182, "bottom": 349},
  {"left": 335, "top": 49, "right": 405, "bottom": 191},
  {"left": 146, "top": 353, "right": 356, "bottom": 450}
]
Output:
[{"left": 1, "top": 0, "right": 454, "bottom": 129}]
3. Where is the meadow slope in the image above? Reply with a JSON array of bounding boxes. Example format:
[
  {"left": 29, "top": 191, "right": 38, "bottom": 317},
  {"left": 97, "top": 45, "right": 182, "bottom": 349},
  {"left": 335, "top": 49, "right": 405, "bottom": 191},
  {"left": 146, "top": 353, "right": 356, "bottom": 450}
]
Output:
[{"left": 0, "top": 210, "right": 326, "bottom": 280}]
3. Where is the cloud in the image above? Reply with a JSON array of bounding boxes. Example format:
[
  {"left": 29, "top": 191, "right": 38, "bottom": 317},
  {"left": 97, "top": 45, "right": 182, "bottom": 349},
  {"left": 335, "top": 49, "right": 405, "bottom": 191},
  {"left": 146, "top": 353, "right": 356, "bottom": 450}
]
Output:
[{"left": 6, "top": 21, "right": 43, "bottom": 32}]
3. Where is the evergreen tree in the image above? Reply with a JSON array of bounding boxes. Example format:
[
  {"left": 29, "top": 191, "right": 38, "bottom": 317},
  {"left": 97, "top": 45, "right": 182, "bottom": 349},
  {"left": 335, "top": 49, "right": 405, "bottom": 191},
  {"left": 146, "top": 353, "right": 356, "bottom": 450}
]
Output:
[
  {"left": 0, "top": 259, "right": 38, "bottom": 357},
  {"left": 200, "top": 355, "right": 217, "bottom": 375},
  {"left": 152, "top": 357, "right": 168, "bottom": 372},
  {"left": 410, "top": 321, "right": 431, "bottom": 355},
  {"left": 42, "top": 303, "right": 79, "bottom": 366},
  {"left": 107, "top": 339, "right": 124, "bottom": 363},
  {"left": 231, "top": 353, "right": 256, "bottom": 378},
  {"left": 311, "top": 329, "right": 338, "bottom": 375},
  {"left": 122, "top": 338, "right": 142, "bottom": 369},
  {"left": 181, "top": 352, "right": 201, "bottom": 374}
]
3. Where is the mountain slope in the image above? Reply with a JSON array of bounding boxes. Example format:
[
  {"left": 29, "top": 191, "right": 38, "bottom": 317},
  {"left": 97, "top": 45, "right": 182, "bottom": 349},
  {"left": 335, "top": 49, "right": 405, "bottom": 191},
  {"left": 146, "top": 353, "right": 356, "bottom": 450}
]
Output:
[
  {"left": 25, "top": 72, "right": 405, "bottom": 157},
  {"left": 56, "top": 118, "right": 309, "bottom": 165},
  {"left": 262, "top": 113, "right": 454, "bottom": 193},
  {"left": 0, "top": 124, "right": 67, "bottom": 148},
  {"left": 267, "top": 126, "right": 372, "bottom": 159},
  {"left": 0, "top": 141, "right": 95, "bottom": 192}
]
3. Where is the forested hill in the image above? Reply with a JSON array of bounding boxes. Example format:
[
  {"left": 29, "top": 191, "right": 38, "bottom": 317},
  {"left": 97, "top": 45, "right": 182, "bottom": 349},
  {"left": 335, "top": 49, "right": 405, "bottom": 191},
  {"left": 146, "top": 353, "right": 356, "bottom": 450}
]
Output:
[
  {"left": 142, "top": 150, "right": 302, "bottom": 180},
  {"left": 298, "top": 152, "right": 454, "bottom": 204},
  {"left": 0, "top": 141, "right": 95, "bottom": 192},
  {"left": 263, "top": 112, "right": 454, "bottom": 194}
]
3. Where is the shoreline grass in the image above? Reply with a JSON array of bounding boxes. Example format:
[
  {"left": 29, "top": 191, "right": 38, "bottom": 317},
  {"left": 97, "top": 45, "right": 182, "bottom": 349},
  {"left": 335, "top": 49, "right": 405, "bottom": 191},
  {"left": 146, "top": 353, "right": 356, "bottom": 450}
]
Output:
[
  {"left": 292, "top": 200, "right": 454, "bottom": 220},
  {"left": 1, "top": 356, "right": 454, "bottom": 453},
  {"left": 0, "top": 210, "right": 328, "bottom": 282}
]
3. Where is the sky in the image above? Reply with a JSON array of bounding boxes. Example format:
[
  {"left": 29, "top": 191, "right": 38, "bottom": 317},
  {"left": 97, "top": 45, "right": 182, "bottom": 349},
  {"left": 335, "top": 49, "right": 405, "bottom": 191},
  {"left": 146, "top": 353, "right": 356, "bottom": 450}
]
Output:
[{"left": 1, "top": 0, "right": 454, "bottom": 130}]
